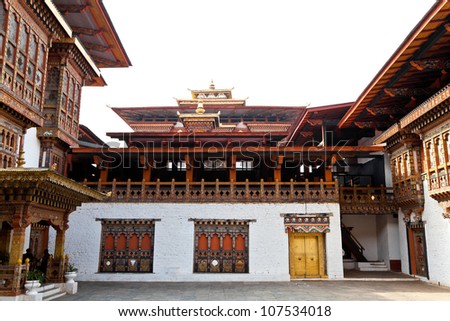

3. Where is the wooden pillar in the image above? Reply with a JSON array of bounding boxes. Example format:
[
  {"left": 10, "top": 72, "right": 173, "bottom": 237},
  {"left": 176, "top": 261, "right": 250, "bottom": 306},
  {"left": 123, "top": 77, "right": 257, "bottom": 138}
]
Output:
[
  {"left": 99, "top": 168, "right": 108, "bottom": 182},
  {"left": 54, "top": 228, "right": 66, "bottom": 260},
  {"left": 140, "top": 156, "right": 152, "bottom": 181},
  {"left": 325, "top": 154, "right": 336, "bottom": 182},
  {"left": 274, "top": 155, "right": 284, "bottom": 182},
  {"left": 229, "top": 154, "right": 237, "bottom": 182},
  {"left": 9, "top": 228, "right": 26, "bottom": 264},
  {"left": 186, "top": 154, "right": 194, "bottom": 182},
  {"left": 0, "top": 224, "right": 12, "bottom": 257}
]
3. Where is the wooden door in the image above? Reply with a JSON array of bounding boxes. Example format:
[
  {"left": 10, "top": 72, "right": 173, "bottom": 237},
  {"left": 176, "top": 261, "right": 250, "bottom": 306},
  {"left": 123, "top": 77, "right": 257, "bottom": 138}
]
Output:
[
  {"left": 408, "top": 226, "right": 428, "bottom": 278},
  {"left": 289, "top": 233, "right": 325, "bottom": 278}
]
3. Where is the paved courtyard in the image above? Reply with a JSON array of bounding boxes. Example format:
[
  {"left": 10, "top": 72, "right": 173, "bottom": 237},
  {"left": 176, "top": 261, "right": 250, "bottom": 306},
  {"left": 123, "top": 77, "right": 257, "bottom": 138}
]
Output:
[{"left": 57, "top": 278, "right": 450, "bottom": 301}]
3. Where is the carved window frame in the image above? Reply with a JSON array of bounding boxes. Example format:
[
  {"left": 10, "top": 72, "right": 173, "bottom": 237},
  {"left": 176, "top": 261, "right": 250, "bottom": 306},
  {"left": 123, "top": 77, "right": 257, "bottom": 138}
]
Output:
[
  {"left": 191, "top": 219, "right": 252, "bottom": 273},
  {"left": 97, "top": 219, "right": 158, "bottom": 273}
]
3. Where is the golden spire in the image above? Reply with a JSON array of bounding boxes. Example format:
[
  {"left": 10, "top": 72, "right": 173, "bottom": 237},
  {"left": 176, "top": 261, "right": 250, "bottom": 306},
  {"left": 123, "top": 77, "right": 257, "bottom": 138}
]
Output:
[
  {"left": 195, "top": 101, "right": 205, "bottom": 114},
  {"left": 209, "top": 80, "right": 215, "bottom": 90},
  {"left": 17, "top": 148, "right": 26, "bottom": 168}
]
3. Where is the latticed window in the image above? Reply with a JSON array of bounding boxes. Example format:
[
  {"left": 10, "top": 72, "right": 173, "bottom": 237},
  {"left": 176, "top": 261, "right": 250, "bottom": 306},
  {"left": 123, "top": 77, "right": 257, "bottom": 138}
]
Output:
[
  {"left": 98, "top": 219, "right": 155, "bottom": 273},
  {"left": 193, "top": 219, "right": 250, "bottom": 273}
]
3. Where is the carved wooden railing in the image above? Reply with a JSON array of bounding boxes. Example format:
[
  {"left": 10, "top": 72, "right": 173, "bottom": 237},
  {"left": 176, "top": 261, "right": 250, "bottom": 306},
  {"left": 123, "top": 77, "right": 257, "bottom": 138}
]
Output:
[
  {"left": 339, "top": 185, "right": 397, "bottom": 214},
  {"left": 0, "top": 262, "right": 29, "bottom": 296},
  {"left": 82, "top": 178, "right": 340, "bottom": 203},
  {"left": 393, "top": 176, "right": 424, "bottom": 209}
]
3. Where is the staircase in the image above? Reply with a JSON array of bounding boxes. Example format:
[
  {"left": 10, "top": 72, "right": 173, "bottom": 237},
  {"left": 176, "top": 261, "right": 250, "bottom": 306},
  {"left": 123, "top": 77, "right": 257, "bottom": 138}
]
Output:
[
  {"left": 357, "top": 261, "right": 389, "bottom": 272},
  {"left": 38, "top": 284, "right": 66, "bottom": 301},
  {"left": 341, "top": 224, "right": 368, "bottom": 262}
]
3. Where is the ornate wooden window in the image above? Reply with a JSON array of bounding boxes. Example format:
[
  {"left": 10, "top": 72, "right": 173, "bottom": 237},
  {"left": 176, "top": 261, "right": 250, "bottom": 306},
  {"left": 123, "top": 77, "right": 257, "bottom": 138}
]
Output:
[
  {"left": 192, "top": 219, "right": 250, "bottom": 273},
  {"left": 98, "top": 219, "right": 156, "bottom": 273}
]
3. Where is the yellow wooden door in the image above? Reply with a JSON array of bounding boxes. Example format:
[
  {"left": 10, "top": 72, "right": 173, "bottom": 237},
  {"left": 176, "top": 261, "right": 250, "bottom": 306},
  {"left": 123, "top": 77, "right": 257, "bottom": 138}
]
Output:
[{"left": 289, "top": 233, "right": 325, "bottom": 278}]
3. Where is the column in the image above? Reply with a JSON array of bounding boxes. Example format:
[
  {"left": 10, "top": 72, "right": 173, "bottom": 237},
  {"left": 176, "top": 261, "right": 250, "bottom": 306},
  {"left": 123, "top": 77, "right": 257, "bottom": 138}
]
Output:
[
  {"left": 9, "top": 227, "right": 26, "bottom": 264},
  {"left": 53, "top": 228, "right": 66, "bottom": 260},
  {"left": 229, "top": 154, "right": 236, "bottom": 182},
  {"left": 185, "top": 154, "right": 194, "bottom": 182},
  {"left": 0, "top": 225, "right": 12, "bottom": 262},
  {"left": 274, "top": 155, "right": 284, "bottom": 182}
]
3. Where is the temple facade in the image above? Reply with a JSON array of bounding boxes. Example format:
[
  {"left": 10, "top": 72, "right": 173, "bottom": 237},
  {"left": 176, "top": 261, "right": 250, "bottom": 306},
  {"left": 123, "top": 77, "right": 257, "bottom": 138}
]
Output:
[{"left": 1, "top": 0, "right": 450, "bottom": 294}]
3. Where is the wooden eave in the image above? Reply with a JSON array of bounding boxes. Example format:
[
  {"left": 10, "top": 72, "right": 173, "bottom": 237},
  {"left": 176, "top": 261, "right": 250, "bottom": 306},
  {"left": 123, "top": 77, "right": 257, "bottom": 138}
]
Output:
[
  {"left": 288, "top": 102, "right": 353, "bottom": 144},
  {"left": 374, "top": 82, "right": 450, "bottom": 144},
  {"left": 0, "top": 168, "right": 104, "bottom": 211},
  {"left": 51, "top": 38, "right": 103, "bottom": 86},
  {"left": 338, "top": 0, "right": 450, "bottom": 129},
  {"left": 53, "top": 0, "right": 131, "bottom": 68}
]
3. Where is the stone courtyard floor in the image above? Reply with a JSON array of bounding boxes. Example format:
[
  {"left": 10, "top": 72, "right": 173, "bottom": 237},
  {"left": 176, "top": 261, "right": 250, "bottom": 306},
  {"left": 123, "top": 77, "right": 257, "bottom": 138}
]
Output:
[{"left": 56, "top": 277, "right": 450, "bottom": 301}]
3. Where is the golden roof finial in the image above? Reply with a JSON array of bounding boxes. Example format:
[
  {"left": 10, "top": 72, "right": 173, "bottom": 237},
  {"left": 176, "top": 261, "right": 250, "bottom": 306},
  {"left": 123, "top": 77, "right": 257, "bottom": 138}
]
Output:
[
  {"left": 50, "top": 163, "right": 58, "bottom": 171},
  {"left": 195, "top": 101, "right": 205, "bottom": 114},
  {"left": 17, "top": 148, "right": 26, "bottom": 168},
  {"left": 209, "top": 80, "right": 215, "bottom": 90}
]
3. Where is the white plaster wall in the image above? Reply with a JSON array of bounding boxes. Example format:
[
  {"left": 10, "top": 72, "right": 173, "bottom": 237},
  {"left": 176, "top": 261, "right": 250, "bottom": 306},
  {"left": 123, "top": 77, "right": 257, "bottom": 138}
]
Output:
[
  {"left": 376, "top": 215, "right": 389, "bottom": 265},
  {"left": 376, "top": 215, "right": 400, "bottom": 268},
  {"left": 65, "top": 202, "right": 343, "bottom": 282},
  {"left": 341, "top": 215, "right": 378, "bottom": 261},
  {"left": 384, "top": 154, "right": 393, "bottom": 188},
  {"left": 397, "top": 209, "right": 410, "bottom": 274},
  {"left": 23, "top": 128, "right": 40, "bottom": 168},
  {"left": 421, "top": 181, "right": 450, "bottom": 287}
]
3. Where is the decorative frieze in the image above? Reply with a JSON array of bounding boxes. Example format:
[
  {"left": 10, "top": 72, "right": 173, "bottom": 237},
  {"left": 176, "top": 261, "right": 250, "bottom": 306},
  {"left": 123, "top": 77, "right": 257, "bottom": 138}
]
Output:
[{"left": 282, "top": 213, "right": 331, "bottom": 233}]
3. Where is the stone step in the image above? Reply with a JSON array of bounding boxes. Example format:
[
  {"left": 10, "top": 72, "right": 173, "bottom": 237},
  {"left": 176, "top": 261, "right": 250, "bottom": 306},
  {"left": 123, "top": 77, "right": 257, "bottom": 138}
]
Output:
[
  {"left": 42, "top": 287, "right": 62, "bottom": 298},
  {"left": 357, "top": 261, "right": 389, "bottom": 271},
  {"left": 43, "top": 292, "right": 66, "bottom": 301}
]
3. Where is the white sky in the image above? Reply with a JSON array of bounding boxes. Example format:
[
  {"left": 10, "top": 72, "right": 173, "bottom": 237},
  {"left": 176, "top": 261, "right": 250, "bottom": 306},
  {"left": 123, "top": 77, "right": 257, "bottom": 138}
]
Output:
[{"left": 79, "top": 0, "right": 436, "bottom": 142}]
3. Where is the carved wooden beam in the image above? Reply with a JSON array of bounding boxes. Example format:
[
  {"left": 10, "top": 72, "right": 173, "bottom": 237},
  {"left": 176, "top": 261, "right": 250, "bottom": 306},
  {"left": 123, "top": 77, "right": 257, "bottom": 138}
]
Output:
[
  {"left": 306, "top": 119, "right": 323, "bottom": 126},
  {"left": 72, "top": 26, "right": 103, "bottom": 36},
  {"left": 366, "top": 106, "right": 404, "bottom": 116},
  {"left": 445, "top": 23, "right": 450, "bottom": 32},
  {"left": 384, "top": 87, "right": 435, "bottom": 97},
  {"left": 56, "top": 5, "right": 90, "bottom": 13},
  {"left": 354, "top": 121, "right": 391, "bottom": 129},
  {"left": 83, "top": 42, "right": 113, "bottom": 52},
  {"left": 410, "top": 58, "right": 450, "bottom": 71},
  {"left": 89, "top": 55, "right": 121, "bottom": 67},
  {"left": 299, "top": 131, "right": 313, "bottom": 138}
]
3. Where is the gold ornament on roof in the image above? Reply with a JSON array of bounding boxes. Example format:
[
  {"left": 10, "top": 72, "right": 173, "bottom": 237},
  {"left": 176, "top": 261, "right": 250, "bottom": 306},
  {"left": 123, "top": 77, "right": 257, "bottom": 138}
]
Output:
[
  {"left": 17, "top": 149, "right": 26, "bottom": 168},
  {"left": 195, "top": 101, "right": 206, "bottom": 114}
]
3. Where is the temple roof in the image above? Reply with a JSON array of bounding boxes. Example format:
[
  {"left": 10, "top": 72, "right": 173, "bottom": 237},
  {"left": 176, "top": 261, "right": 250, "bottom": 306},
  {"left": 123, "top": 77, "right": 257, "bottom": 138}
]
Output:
[
  {"left": 0, "top": 168, "right": 104, "bottom": 212},
  {"left": 338, "top": 0, "right": 450, "bottom": 130},
  {"left": 53, "top": 0, "right": 132, "bottom": 68}
]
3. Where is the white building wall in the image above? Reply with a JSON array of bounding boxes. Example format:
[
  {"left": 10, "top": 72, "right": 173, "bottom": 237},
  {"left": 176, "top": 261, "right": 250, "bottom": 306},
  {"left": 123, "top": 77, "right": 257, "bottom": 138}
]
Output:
[
  {"left": 65, "top": 202, "right": 343, "bottom": 282},
  {"left": 376, "top": 215, "right": 400, "bottom": 268},
  {"left": 341, "top": 215, "right": 378, "bottom": 261},
  {"left": 23, "top": 128, "right": 40, "bottom": 168},
  {"left": 421, "top": 181, "right": 450, "bottom": 287},
  {"left": 397, "top": 209, "right": 410, "bottom": 273}
]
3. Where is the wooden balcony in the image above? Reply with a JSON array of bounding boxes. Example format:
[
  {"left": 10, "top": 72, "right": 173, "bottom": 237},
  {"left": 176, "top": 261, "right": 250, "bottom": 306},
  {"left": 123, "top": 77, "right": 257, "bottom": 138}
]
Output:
[
  {"left": 82, "top": 179, "right": 397, "bottom": 213},
  {"left": 339, "top": 186, "right": 397, "bottom": 215},
  {"left": 82, "top": 179, "right": 340, "bottom": 203},
  {"left": 0, "top": 262, "right": 28, "bottom": 296}
]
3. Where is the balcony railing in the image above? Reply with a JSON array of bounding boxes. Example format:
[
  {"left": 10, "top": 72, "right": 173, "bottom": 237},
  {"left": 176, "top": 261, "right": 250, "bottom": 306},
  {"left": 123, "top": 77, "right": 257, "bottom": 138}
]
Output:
[
  {"left": 81, "top": 179, "right": 397, "bottom": 212},
  {"left": 0, "top": 262, "right": 29, "bottom": 296},
  {"left": 82, "top": 178, "right": 340, "bottom": 203},
  {"left": 339, "top": 185, "right": 397, "bottom": 214}
]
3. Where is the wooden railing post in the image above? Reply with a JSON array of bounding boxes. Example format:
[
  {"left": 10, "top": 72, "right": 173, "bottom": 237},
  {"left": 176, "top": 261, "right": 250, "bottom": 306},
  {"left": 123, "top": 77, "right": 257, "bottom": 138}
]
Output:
[
  {"left": 319, "top": 179, "right": 325, "bottom": 200},
  {"left": 353, "top": 185, "right": 357, "bottom": 203},
  {"left": 275, "top": 179, "right": 280, "bottom": 200},
  {"left": 230, "top": 179, "right": 235, "bottom": 201},
  {"left": 305, "top": 179, "right": 310, "bottom": 202},
  {"left": 215, "top": 179, "right": 220, "bottom": 201},
  {"left": 245, "top": 179, "right": 250, "bottom": 200},
  {"left": 82, "top": 178, "right": 87, "bottom": 186},
  {"left": 112, "top": 178, "right": 117, "bottom": 200},
  {"left": 186, "top": 179, "right": 191, "bottom": 200},
  {"left": 156, "top": 179, "right": 161, "bottom": 200},
  {"left": 335, "top": 178, "right": 339, "bottom": 201},
  {"left": 170, "top": 179, "right": 176, "bottom": 200},
  {"left": 260, "top": 179, "right": 265, "bottom": 201},
  {"left": 126, "top": 178, "right": 131, "bottom": 200},
  {"left": 201, "top": 179, "right": 205, "bottom": 200},
  {"left": 290, "top": 179, "right": 294, "bottom": 200},
  {"left": 380, "top": 184, "right": 386, "bottom": 203},
  {"left": 141, "top": 179, "right": 146, "bottom": 200},
  {"left": 97, "top": 178, "right": 102, "bottom": 192}
]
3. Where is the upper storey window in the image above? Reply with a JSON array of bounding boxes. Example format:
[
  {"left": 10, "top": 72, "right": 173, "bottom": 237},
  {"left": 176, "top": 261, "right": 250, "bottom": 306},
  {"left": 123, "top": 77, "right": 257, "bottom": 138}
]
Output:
[{"left": 0, "top": 3, "right": 6, "bottom": 48}]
